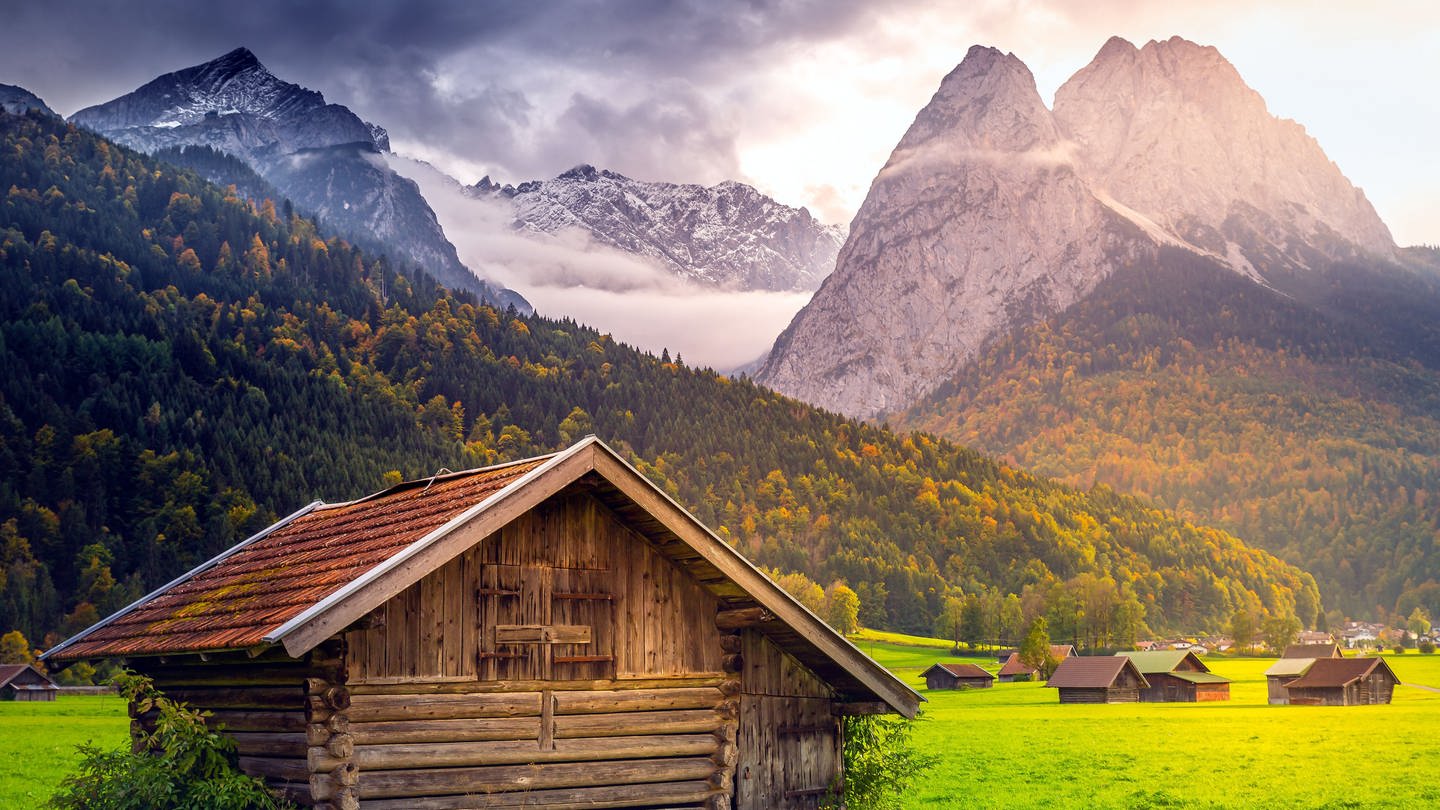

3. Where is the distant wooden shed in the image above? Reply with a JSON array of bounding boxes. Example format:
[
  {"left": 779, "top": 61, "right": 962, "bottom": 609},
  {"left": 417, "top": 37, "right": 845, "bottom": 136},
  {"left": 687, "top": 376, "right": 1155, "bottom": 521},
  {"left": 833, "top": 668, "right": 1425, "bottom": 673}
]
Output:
[
  {"left": 1285, "top": 657, "right": 1399, "bottom": 706},
  {"left": 996, "top": 645, "right": 1075, "bottom": 682},
  {"left": 0, "top": 663, "right": 58, "bottom": 701},
  {"left": 1265, "top": 643, "right": 1343, "bottom": 704},
  {"left": 45, "top": 437, "right": 921, "bottom": 810},
  {"left": 1047, "top": 656, "right": 1147, "bottom": 704},
  {"left": 1114, "top": 651, "right": 1230, "bottom": 702},
  {"left": 922, "top": 663, "right": 994, "bottom": 690}
]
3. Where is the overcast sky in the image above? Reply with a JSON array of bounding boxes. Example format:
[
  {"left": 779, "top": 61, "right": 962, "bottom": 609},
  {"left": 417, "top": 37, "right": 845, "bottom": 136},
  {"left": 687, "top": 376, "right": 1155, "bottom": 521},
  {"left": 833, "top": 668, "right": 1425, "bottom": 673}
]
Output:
[{"left": 3, "top": 0, "right": 1437, "bottom": 248}]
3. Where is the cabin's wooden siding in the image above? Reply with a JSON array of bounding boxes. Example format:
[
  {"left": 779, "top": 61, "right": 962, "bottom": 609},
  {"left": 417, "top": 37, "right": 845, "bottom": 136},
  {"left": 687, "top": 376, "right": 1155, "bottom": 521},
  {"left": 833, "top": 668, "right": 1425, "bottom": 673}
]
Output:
[
  {"left": 1289, "top": 672, "right": 1396, "bottom": 706},
  {"left": 1058, "top": 686, "right": 1140, "bottom": 704},
  {"left": 1195, "top": 682, "right": 1230, "bottom": 702},
  {"left": 736, "top": 631, "right": 840, "bottom": 810},
  {"left": 331, "top": 489, "right": 735, "bottom": 808},
  {"left": 346, "top": 492, "right": 723, "bottom": 684}
]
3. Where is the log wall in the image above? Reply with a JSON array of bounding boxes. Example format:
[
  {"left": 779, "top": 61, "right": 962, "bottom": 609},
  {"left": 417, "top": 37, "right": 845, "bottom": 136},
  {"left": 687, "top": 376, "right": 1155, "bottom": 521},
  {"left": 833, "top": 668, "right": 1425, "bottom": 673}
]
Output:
[
  {"left": 734, "top": 630, "right": 840, "bottom": 810},
  {"left": 340, "top": 677, "right": 730, "bottom": 808},
  {"left": 128, "top": 641, "right": 351, "bottom": 808}
]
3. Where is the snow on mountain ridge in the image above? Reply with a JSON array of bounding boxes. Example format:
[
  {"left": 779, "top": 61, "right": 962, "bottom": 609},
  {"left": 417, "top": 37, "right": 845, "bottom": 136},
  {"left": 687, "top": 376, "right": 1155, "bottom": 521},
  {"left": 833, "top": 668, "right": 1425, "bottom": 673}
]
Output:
[{"left": 467, "top": 166, "right": 845, "bottom": 292}]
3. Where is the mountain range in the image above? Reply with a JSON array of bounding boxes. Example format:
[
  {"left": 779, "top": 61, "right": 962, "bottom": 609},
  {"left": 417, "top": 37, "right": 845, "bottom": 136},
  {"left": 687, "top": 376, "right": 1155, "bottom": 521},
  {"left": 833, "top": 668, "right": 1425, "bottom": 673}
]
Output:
[
  {"left": 757, "top": 36, "right": 1440, "bottom": 619},
  {"left": 758, "top": 36, "right": 1401, "bottom": 418},
  {"left": 67, "top": 47, "right": 526, "bottom": 310},
  {"left": 467, "top": 165, "right": 845, "bottom": 291},
  {"left": 0, "top": 108, "right": 1316, "bottom": 649}
]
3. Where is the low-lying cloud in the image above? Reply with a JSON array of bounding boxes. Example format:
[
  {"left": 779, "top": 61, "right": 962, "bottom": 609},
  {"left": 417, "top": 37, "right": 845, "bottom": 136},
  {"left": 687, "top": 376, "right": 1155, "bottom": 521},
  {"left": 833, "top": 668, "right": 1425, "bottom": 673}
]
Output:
[{"left": 389, "top": 155, "right": 811, "bottom": 372}]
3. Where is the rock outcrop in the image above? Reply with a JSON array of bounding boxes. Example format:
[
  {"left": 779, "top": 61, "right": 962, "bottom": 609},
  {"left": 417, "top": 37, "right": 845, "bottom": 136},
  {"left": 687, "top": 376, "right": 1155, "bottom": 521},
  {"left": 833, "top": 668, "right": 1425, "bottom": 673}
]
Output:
[{"left": 758, "top": 37, "right": 1397, "bottom": 418}]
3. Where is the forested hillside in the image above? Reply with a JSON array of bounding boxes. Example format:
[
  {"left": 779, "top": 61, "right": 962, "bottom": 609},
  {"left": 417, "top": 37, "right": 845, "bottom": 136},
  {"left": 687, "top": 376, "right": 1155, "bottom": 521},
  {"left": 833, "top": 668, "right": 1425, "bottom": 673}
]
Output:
[
  {"left": 903, "top": 248, "right": 1440, "bottom": 622},
  {"left": 0, "top": 111, "right": 1317, "bottom": 657}
]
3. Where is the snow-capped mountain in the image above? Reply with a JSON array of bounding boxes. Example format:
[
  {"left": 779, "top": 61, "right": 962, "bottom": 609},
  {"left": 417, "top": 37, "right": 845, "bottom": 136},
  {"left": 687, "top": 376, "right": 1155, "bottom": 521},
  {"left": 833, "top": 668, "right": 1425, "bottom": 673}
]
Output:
[
  {"left": 70, "top": 48, "right": 523, "bottom": 310},
  {"left": 0, "top": 84, "right": 55, "bottom": 117},
  {"left": 468, "top": 166, "right": 845, "bottom": 292},
  {"left": 758, "top": 37, "right": 1399, "bottom": 418}
]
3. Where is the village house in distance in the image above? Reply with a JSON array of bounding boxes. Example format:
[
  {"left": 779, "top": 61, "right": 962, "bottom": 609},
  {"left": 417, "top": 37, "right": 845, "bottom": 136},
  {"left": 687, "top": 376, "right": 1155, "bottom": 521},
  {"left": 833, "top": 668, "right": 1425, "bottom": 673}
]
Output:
[
  {"left": 922, "top": 663, "right": 995, "bottom": 690},
  {"left": 0, "top": 663, "right": 58, "bottom": 701},
  {"left": 1266, "top": 644, "right": 1344, "bottom": 705},
  {"left": 1114, "top": 651, "right": 1230, "bottom": 702},
  {"left": 44, "top": 437, "right": 921, "bottom": 810},
  {"left": 1046, "top": 656, "right": 1148, "bottom": 704},
  {"left": 996, "top": 644, "right": 1075, "bottom": 682}
]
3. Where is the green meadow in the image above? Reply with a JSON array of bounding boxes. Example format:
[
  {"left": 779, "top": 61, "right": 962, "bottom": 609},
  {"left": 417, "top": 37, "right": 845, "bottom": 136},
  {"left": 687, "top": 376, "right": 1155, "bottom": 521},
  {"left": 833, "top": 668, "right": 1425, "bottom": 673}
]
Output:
[
  {"left": 0, "top": 693, "right": 130, "bottom": 805},
  {"left": 856, "top": 635, "right": 1440, "bottom": 809},
  {"left": 3, "top": 644, "right": 1439, "bottom": 808}
]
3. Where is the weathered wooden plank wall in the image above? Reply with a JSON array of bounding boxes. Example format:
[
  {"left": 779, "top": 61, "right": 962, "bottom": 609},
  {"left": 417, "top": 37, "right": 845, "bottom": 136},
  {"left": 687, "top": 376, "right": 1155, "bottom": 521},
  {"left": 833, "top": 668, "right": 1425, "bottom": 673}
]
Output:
[{"left": 734, "top": 630, "right": 839, "bottom": 810}]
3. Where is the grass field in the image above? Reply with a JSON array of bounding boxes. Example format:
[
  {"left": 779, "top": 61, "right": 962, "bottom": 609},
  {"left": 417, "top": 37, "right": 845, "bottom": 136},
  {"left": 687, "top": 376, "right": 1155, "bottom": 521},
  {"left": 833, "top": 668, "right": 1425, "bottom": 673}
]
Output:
[
  {"left": 858, "top": 640, "right": 1440, "bottom": 809},
  {"left": 0, "top": 693, "right": 130, "bottom": 805},
  {"left": 3, "top": 649, "right": 1438, "bottom": 808}
]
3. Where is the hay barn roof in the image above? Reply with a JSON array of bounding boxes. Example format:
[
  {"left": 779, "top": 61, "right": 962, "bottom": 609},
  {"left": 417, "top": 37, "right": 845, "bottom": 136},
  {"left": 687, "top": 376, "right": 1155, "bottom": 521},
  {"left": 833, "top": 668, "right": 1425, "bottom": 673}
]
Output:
[
  {"left": 924, "top": 663, "right": 994, "bottom": 680},
  {"left": 1286, "top": 657, "right": 1398, "bottom": 689},
  {"left": 1047, "top": 655, "right": 1148, "bottom": 689},
  {"left": 44, "top": 437, "right": 921, "bottom": 717},
  {"left": 1114, "top": 650, "right": 1213, "bottom": 675},
  {"left": 1281, "top": 643, "right": 1344, "bottom": 660}
]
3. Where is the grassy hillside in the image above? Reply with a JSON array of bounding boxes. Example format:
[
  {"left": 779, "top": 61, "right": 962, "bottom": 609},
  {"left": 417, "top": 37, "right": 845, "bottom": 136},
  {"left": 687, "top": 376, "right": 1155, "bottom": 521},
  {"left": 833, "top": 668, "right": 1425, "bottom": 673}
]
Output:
[
  {"left": 0, "top": 110, "right": 1314, "bottom": 649},
  {"left": 903, "top": 250, "right": 1440, "bottom": 621}
]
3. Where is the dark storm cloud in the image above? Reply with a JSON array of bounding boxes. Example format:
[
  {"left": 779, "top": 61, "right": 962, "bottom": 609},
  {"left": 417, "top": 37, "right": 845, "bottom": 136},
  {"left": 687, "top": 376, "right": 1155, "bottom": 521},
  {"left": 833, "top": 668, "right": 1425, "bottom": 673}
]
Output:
[{"left": 0, "top": 0, "right": 886, "bottom": 184}]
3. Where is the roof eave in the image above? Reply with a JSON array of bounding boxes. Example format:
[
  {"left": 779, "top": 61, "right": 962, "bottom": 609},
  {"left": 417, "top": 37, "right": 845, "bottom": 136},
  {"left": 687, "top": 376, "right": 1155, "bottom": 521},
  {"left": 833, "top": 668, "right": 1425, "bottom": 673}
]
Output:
[{"left": 42, "top": 500, "right": 325, "bottom": 662}]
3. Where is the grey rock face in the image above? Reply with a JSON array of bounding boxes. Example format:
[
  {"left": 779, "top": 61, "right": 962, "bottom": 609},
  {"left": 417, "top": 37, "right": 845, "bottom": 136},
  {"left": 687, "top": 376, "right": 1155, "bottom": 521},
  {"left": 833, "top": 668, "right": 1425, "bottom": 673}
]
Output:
[
  {"left": 467, "top": 166, "right": 845, "bottom": 292},
  {"left": 758, "top": 38, "right": 1399, "bottom": 419},
  {"left": 69, "top": 48, "right": 523, "bottom": 309},
  {"left": 758, "top": 46, "right": 1140, "bottom": 418},
  {"left": 0, "top": 84, "right": 56, "bottom": 116},
  {"left": 1054, "top": 36, "right": 1395, "bottom": 270}
]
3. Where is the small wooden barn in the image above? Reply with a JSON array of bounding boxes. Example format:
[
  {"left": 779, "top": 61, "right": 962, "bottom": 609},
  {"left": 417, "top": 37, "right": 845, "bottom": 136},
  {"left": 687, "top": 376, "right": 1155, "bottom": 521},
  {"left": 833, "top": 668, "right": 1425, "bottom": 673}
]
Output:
[
  {"left": 1284, "top": 657, "right": 1399, "bottom": 706},
  {"left": 1046, "top": 656, "right": 1147, "bottom": 704},
  {"left": 1114, "top": 651, "right": 1230, "bottom": 702},
  {"left": 1264, "top": 643, "right": 1343, "bottom": 704},
  {"left": 921, "top": 663, "right": 994, "bottom": 690},
  {"left": 0, "top": 663, "right": 58, "bottom": 701},
  {"left": 45, "top": 437, "right": 921, "bottom": 810},
  {"left": 996, "top": 645, "right": 1074, "bottom": 682}
]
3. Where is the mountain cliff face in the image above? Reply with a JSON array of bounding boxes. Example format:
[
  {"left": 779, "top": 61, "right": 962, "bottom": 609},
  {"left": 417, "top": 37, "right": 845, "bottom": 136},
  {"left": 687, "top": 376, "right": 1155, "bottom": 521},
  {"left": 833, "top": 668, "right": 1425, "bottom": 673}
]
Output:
[
  {"left": 1054, "top": 36, "right": 1395, "bottom": 272},
  {"left": 758, "top": 37, "right": 1399, "bottom": 419},
  {"left": 467, "top": 165, "right": 845, "bottom": 291},
  {"left": 0, "top": 84, "right": 55, "bottom": 117},
  {"left": 759, "top": 46, "right": 1147, "bottom": 417},
  {"left": 70, "top": 48, "right": 523, "bottom": 309}
]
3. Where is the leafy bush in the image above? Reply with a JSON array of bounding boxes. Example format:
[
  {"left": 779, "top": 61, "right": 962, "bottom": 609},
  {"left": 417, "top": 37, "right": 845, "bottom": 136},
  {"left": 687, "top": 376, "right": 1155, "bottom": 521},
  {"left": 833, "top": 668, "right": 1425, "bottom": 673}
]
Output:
[
  {"left": 49, "top": 673, "right": 293, "bottom": 810},
  {"left": 1419, "top": 639, "right": 1435, "bottom": 654},
  {"left": 829, "top": 714, "right": 938, "bottom": 810}
]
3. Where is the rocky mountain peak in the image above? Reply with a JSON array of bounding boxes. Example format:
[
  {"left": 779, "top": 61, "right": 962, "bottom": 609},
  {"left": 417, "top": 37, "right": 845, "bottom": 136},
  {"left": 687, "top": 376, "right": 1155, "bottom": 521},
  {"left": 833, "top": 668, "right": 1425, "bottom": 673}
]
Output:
[
  {"left": 1055, "top": 35, "right": 1394, "bottom": 264},
  {"left": 0, "top": 84, "right": 56, "bottom": 117},
  {"left": 759, "top": 35, "right": 1403, "bottom": 419},
  {"left": 463, "top": 166, "right": 846, "bottom": 292}
]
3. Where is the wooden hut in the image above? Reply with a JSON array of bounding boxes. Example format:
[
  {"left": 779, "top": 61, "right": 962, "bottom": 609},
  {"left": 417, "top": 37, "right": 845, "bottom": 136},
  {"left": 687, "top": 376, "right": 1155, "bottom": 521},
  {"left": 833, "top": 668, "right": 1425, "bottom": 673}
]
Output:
[
  {"left": 1264, "top": 643, "right": 1343, "bottom": 704},
  {"left": 45, "top": 437, "right": 921, "bottom": 810},
  {"left": 921, "top": 663, "right": 994, "bottom": 690},
  {"left": 0, "top": 663, "right": 58, "bottom": 701},
  {"left": 1114, "top": 651, "right": 1230, "bottom": 702},
  {"left": 996, "top": 645, "right": 1075, "bottom": 683},
  {"left": 1046, "top": 656, "right": 1147, "bottom": 704},
  {"left": 1284, "top": 657, "right": 1399, "bottom": 706}
]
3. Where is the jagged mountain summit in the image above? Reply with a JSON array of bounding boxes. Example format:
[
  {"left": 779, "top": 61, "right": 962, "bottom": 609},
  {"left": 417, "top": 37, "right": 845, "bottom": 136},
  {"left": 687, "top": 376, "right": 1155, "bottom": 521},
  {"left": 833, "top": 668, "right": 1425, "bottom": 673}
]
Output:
[
  {"left": 70, "top": 48, "right": 523, "bottom": 309},
  {"left": 758, "top": 36, "right": 1399, "bottom": 418},
  {"left": 467, "top": 165, "right": 845, "bottom": 291},
  {"left": 0, "top": 84, "right": 55, "bottom": 117}
]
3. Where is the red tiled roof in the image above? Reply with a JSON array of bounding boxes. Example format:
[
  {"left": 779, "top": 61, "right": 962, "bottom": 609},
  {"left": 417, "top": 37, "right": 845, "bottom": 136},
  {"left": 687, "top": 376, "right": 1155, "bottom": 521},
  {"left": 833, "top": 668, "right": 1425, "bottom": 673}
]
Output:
[
  {"left": 1047, "top": 655, "right": 1146, "bottom": 689},
  {"left": 50, "top": 457, "right": 548, "bottom": 659},
  {"left": 1286, "top": 657, "right": 1397, "bottom": 689},
  {"left": 927, "top": 663, "right": 993, "bottom": 680},
  {"left": 998, "top": 653, "right": 1034, "bottom": 677}
]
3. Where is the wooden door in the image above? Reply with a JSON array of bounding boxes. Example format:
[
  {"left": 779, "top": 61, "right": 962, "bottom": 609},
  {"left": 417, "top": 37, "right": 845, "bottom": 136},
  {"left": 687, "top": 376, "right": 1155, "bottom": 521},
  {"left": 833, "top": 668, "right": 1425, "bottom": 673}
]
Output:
[
  {"left": 735, "top": 632, "right": 840, "bottom": 810},
  {"left": 477, "top": 561, "right": 614, "bottom": 680}
]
